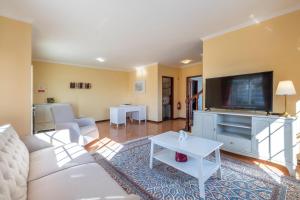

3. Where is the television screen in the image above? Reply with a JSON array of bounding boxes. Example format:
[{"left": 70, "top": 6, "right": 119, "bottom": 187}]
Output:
[{"left": 205, "top": 71, "right": 273, "bottom": 112}]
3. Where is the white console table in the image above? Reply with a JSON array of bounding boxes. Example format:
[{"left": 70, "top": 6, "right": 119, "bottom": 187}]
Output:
[
  {"left": 110, "top": 105, "right": 147, "bottom": 127},
  {"left": 192, "top": 110, "right": 300, "bottom": 176},
  {"left": 33, "top": 103, "right": 68, "bottom": 133}
]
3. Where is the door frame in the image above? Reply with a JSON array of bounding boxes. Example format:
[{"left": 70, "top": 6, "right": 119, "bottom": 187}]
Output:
[
  {"left": 185, "top": 75, "right": 202, "bottom": 130},
  {"left": 186, "top": 75, "right": 203, "bottom": 104},
  {"left": 162, "top": 76, "right": 174, "bottom": 121}
]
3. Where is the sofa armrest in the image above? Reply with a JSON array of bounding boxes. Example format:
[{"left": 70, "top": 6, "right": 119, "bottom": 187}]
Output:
[
  {"left": 21, "top": 135, "right": 53, "bottom": 153},
  {"left": 55, "top": 122, "right": 81, "bottom": 143},
  {"left": 74, "top": 117, "right": 96, "bottom": 127}
]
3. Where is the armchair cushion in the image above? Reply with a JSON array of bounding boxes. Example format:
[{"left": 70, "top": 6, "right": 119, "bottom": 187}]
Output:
[
  {"left": 55, "top": 122, "right": 80, "bottom": 143},
  {"left": 80, "top": 125, "right": 98, "bottom": 136},
  {"left": 74, "top": 117, "right": 95, "bottom": 127},
  {"left": 79, "top": 125, "right": 99, "bottom": 144}
]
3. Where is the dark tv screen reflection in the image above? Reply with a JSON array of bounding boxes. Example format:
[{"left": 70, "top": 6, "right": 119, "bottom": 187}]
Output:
[{"left": 205, "top": 71, "right": 273, "bottom": 112}]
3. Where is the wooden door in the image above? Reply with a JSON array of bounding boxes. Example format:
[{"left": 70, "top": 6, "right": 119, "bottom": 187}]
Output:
[
  {"left": 185, "top": 76, "right": 202, "bottom": 131},
  {"left": 191, "top": 80, "right": 198, "bottom": 110},
  {"left": 162, "top": 76, "right": 174, "bottom": 121}
]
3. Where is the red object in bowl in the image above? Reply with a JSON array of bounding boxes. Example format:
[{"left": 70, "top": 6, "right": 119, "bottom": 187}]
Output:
[{"left": 175, "top": 152, "right": 188, "bottom": 162}]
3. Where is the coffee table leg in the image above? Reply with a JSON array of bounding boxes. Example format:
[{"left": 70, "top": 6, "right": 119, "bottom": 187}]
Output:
[
  {"left": 149, "top": 141, "right": 154, "bottom": 169},
  {"left": 198, "top": 158, "right": 205, "bottom": 200},
  {"left": 215, "top": 148, "right": 222, "bottom": 179}
]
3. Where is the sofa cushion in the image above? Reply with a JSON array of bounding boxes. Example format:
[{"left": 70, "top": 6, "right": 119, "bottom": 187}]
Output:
[
  {"left": 28, "top": 143, "right": 95, "bottom": 181},
  {"left": 0, "top": 124, "right": 29, "bottom": 200},
  {"left": 28, "top": 163, "right": 138, "bottom": 200}
]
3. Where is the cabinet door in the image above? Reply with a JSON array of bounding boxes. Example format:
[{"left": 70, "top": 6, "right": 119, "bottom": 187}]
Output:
[
  {"left": 269, "top": 119, "right": 286, "bottom": 163},
  {"left": 191, "top": 113, "right": 203, "bottom": 137},
  {"left": 201, "top": 114, "right": 216, "bottom": 140},
  {"left": 34, "top": 105, "right": 55, "bottom": 132},
  {"left": 253, "top": 118, "right": 270, "bottom": 159},
  {"left": 192, "top": 113, "right": 216, "bottom": 139}
]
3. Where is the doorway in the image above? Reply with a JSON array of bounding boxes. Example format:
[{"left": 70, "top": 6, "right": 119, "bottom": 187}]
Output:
[
  {"left": 186, "top": 76, "right": 203, "bottom": 130},
  {"left": 162, "top": 76, "right": 174, "bottom": 121}
]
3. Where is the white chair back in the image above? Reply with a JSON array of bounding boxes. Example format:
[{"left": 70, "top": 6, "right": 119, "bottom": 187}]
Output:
[{"left": 51, "top": 104, "right": 75, "bottom": 123}]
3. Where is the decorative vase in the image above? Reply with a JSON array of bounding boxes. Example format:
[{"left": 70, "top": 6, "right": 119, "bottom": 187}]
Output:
[{"left": 175, "top": 152, "right": 188, "bottom": 162}]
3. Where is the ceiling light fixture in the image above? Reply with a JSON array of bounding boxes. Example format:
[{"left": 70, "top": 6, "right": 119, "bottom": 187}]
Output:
[
  {"left": 96, "top": 57, "right": 105, "bottom": 62},
  {"left": 181, "top": 59, "right": 192, "bottom": 64}
]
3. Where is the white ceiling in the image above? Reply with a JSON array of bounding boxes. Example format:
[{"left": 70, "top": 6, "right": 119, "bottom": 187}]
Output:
[{"left": 1, "top": 0, "right": 300, "bottom": 70}]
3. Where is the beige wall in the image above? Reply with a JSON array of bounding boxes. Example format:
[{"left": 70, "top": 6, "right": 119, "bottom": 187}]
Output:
[
  {"left": 34, "top": 62, "right": 179, "bottom": 123},
  {"left": 128, "top": 64, "right": 159, "bottom": 121},
  {"left": 33, "top": 61, "right": 203, "bottom": 122},
  {"left": 0, "top": 17, "right": 32, "bottom": 136},
  {"left": 178, "top": 63, "right": 203, "bottom": 118},
  {"left": 128, "top": 63, "right": 203, "bottom": 121},
  {"left": 33, "top": 61, "right": 130, "bottom": 121},
  {"left": 203, "top": 10, "right": 300, "bottom": 115}
]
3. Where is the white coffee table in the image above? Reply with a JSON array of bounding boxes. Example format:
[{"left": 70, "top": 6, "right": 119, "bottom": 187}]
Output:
[{"left": 149, "top": 131, "right": 223, "bottom": 200}]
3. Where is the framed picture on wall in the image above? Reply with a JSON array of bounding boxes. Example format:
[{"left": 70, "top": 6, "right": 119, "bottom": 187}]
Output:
[
  {"left": 134, "top": 80, "right": 145, "bottom": 93},
  {"left": 69, "top": 82, "right": 92, "bottom": 89}
]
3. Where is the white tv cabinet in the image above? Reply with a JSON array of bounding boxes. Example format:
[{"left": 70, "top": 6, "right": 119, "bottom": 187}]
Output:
[{"left": 191, "top": 110, "right": 300, "bottom": 176}]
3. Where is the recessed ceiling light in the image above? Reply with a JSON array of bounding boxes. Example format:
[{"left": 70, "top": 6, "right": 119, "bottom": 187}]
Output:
[
  {"left": 96, "top": 57, "right": 105, "bottom": 62},
  {"left": 181, "top": 59, "right": 192, "bottom": 64}
]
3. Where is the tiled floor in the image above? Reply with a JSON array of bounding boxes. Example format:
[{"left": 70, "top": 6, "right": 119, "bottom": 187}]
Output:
[{"left": 86, "top": 119, "right": 300, "bottom": 179}]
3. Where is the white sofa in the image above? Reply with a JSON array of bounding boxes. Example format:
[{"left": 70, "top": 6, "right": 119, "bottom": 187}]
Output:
[{"left": 0, "top": 124, "right": 139, "bottom": 200}]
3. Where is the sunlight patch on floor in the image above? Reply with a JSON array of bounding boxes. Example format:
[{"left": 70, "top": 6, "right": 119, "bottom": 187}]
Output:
[{"left": 253, "top": 161, "right": 284, "bottom": 183}]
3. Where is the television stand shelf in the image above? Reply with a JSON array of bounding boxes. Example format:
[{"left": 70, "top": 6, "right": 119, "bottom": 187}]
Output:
[
  {"left": 191, "top": 110, "right": 300, "bottom": 176},
  {"left": 217, "top": 122, "right": 252, "bottom": 129}
]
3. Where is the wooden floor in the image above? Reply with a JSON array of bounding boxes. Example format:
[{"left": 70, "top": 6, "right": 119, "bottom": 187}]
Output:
[{"left": 86, "top": 119, "right": 300, "bottom": 180}]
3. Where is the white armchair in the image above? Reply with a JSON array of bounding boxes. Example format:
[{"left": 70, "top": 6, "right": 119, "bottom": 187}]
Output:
[{"left": 51, "top": 104, "right": 99, "bottom": 145}]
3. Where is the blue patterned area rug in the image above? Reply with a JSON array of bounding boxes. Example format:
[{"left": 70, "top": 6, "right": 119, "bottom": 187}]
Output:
[{"left": 92, "top": 137, "right": 300, "bottom": 200}]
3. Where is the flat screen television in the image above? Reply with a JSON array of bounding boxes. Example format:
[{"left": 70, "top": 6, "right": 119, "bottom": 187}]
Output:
[{"left": 205, "top": 71, "right": 273, "bottom": 112}]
